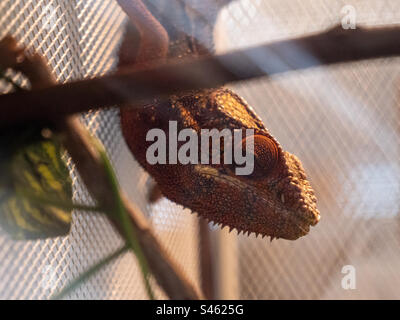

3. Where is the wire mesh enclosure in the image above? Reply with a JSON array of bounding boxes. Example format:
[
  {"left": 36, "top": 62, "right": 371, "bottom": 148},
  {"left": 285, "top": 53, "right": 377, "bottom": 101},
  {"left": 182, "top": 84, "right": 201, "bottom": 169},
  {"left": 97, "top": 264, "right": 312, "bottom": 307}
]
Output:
[{"left": 0, "top": 0, "right": 399, "bottom": 299}]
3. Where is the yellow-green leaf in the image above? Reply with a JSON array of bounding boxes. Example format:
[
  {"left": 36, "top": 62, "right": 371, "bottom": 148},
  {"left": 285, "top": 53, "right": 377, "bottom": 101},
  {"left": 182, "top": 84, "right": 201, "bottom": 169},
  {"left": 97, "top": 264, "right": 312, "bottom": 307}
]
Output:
[{"left": 0, "top": 129, "right": 72, "bottom": 240}]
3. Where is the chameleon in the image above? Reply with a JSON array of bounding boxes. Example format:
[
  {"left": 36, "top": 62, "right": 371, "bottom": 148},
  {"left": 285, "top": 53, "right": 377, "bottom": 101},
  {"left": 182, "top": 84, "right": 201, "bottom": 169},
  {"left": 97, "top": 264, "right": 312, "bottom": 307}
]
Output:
[{"left": 117, "top": 0, "right": 320, "bottom": 240}]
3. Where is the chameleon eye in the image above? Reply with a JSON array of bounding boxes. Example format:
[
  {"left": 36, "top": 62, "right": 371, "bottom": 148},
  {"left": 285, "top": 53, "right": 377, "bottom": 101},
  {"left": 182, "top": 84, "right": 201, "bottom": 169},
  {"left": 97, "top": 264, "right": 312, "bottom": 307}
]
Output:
[{"left": 236, "top": 134, "right": 279, "bottom": 179}]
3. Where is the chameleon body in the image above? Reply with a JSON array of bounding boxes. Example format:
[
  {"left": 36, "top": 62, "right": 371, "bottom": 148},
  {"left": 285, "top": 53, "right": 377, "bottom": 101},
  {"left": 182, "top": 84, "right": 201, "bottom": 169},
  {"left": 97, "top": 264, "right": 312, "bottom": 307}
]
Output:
[{"left": 119, "top": 0, "right": 320, "bottom": 240}]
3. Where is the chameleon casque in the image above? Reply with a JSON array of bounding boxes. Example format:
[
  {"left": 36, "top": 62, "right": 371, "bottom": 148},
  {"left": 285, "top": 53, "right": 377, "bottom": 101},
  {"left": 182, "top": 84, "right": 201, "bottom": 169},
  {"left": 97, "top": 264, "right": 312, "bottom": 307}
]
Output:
[{"left": 118, "top": 0, "right": 320, "bottom": 240}]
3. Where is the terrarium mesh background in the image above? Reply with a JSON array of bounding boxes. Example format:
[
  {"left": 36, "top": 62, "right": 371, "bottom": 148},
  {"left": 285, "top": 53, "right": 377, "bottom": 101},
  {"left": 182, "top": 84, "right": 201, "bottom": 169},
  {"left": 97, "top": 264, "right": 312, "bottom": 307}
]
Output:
[{"left": 0, "top": 0, "right": 399, "bottom": 299}]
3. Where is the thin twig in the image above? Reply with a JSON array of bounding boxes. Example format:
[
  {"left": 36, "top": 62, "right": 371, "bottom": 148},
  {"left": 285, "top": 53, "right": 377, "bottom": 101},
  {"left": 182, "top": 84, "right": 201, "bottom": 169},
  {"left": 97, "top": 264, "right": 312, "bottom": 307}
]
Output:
[
  {"left": 19, "top": 190, "right": 102, "bottom": 213},
  {"left": 1, "top": 24, "right": 400, "bottom": 126},
  {"left": 52, "top": 244, "right": 129, "bottom": 300},
  {"left": 60, "top": 116, "right": 202, "bottom": 299}
]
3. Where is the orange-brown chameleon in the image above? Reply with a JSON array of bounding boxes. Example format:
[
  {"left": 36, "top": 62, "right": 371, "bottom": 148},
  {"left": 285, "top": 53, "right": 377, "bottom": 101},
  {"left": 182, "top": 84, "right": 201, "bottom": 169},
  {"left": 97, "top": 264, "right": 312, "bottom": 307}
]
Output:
[{"left": 117, "top": 0, "right": 320, "bottom": 240}]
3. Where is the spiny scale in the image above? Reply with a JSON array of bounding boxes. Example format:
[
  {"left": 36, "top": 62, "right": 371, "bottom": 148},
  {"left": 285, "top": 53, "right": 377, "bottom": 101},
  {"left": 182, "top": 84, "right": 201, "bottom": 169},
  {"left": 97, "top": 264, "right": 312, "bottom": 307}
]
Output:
[{"left": 196, "top": 214, "right": 266, "bottom": 239}]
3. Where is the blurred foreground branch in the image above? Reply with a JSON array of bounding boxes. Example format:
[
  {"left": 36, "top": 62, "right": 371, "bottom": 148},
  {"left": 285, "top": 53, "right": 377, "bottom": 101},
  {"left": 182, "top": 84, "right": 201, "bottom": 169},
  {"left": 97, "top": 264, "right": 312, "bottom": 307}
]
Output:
[
  {"left": 1, "top": 24, "right": 400, "bottom": 126},
  {"left": 0, "top": 36, "right": 202, "bottom": 300}
]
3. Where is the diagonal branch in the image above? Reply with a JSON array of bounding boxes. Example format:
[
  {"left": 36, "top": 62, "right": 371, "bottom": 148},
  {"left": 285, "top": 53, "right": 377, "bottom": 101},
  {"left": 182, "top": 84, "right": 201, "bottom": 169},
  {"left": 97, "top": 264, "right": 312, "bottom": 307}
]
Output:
[
  {"left": 0, "top": 36, "right": 202, "bottom": 300},
  {"left": 1, "top": 24, "right": 400, "bottom": 126},
  {"left": 60, "top": 116, "right": 202, "bottom": 299}
]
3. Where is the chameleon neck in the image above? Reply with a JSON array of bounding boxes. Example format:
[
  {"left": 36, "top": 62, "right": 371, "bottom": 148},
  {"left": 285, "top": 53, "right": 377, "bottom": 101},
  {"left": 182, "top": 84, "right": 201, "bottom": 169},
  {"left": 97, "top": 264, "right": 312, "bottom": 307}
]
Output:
[{"left": 143, "top": 0, "right": 233, "bottom": 59}]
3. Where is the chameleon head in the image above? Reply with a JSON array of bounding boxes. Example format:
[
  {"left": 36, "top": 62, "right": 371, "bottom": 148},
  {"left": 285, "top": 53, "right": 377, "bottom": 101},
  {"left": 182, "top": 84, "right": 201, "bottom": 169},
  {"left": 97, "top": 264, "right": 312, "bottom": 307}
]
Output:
[
  {"left": 120, "top": 89, "right": 320, "bottom": 241},
  {"left": 193, "top": 132, "right": 320, "bottom": 240}
]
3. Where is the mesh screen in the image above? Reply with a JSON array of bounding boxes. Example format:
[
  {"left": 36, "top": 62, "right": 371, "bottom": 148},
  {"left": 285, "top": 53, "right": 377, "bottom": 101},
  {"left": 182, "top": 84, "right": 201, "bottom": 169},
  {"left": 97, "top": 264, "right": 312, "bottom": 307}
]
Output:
[
  {"left": 0, "top": 0, "right": 200, "bottom": 299},
  {"left": 0, "top": 0, "right": 400, "bottom": 299},
  {"left": 215, "top": 0, "right": 400, "bottom": 299}
]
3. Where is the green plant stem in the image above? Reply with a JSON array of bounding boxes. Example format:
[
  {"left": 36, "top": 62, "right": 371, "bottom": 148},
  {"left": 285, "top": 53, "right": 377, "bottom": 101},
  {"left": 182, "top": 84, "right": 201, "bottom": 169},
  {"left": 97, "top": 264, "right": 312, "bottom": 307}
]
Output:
[
  {"left": 98, "top": 146, "right": 155, "bottom": 300},
  {"left": 28, "top": 134, "right": 154, "bottom": 299},
  {"left": 51, "top": 244, "right": 129, "bottom": 300},
  {"left": 19, "top": 189, "right": 102, "bottom": 213}
]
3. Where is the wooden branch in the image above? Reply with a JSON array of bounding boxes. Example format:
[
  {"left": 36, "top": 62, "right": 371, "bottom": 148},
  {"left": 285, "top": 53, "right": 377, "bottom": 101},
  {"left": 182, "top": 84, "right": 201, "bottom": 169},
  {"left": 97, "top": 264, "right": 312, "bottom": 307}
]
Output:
[
  {"left": 60, "top": 117, "right": 202, "bottom": 299},
  {"left": 1, "top": 24, "right": 400, "bottom": 126},
  {"left": 0, "top": 36, "right": 202, "bottom": 300}
]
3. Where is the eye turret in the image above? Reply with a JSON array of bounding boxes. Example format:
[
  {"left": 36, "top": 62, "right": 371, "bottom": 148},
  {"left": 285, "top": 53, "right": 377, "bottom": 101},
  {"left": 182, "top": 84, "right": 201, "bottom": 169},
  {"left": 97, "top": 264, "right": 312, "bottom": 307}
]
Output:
[{"left": 233, "top": 134, "right": 279, "bottom": 179}]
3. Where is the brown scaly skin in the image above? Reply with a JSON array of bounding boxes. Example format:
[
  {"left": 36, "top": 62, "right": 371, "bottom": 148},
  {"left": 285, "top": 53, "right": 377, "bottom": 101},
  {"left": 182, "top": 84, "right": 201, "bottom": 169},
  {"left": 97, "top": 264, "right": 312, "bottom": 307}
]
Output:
[
  {"left": 121, "top": 88, "right": 320, "bottom": 240},
  {"left": 118, "top": 0, "right": 320, "bottom": 240}
]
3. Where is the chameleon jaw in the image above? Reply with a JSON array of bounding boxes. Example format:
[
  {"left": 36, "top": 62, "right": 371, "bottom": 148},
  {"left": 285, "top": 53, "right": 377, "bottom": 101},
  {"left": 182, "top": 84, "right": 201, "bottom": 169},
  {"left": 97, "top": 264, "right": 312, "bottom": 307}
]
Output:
[{"left": 192, "top": 160, "right": 320, "bottom": 240}]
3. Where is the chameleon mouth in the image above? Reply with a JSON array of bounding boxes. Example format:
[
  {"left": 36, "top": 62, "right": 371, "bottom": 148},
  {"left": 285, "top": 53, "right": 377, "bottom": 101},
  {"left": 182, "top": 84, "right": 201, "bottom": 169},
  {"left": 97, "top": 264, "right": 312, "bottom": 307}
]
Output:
[
  {"left": 193, "top": 164, "right": 320, "bottom": 240},
  {"left": 286, "top": 211, "right": 319, "bottom": 239},
  {"left": 280, "top": 152, "right": 320, "bottom": 228}
]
